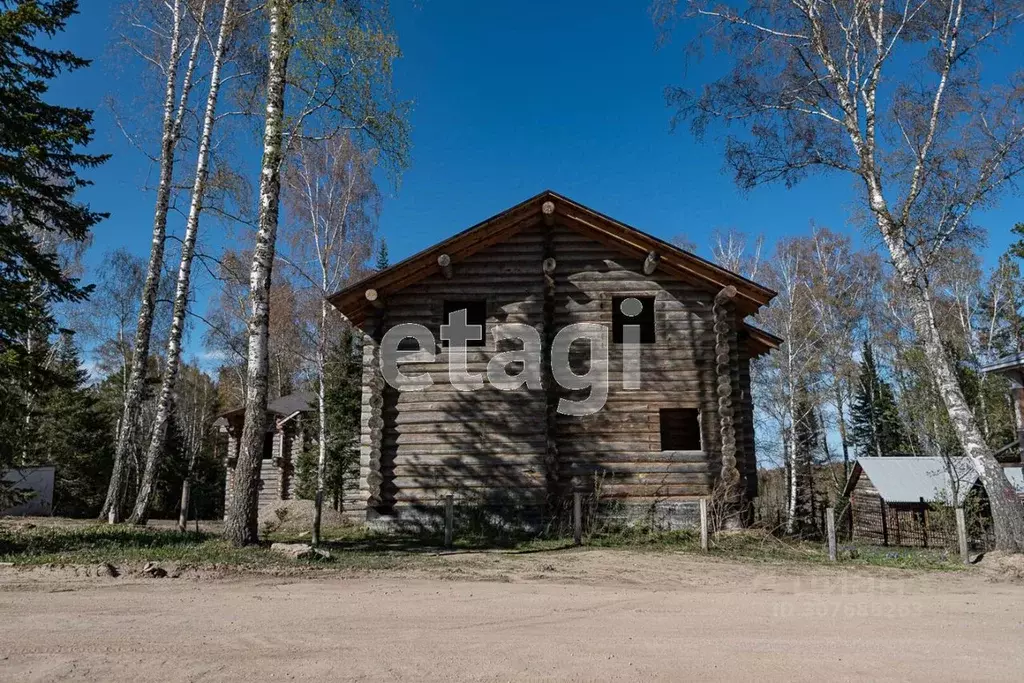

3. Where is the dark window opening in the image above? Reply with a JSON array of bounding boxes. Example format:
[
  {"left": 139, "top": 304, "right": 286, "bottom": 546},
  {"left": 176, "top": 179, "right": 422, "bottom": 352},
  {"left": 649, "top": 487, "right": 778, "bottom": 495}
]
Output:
[
  {"left": 442, "top": 300, "right": 487, "bottom": 347},
  {"left": 660, "top": 408, "right": 701, "bottom": 451},
  {"left": 396, "top": 336, "right": 421, "bottom": 351},
  {"left": 262, "top": 433, "right": 275, "bottom": 460},
  {"left": 613, "top": 296, "right": 655, "bottom": 344}
]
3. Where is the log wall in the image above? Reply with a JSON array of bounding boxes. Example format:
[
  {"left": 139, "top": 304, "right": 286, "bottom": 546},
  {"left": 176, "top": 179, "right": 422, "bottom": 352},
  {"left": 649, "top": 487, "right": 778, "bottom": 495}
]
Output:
[
  {"left": 221, "top": 418, "right": 307, "bottom": 518},
  {"left": 350, "top": 218, "right": 759, "bottom": 523}
]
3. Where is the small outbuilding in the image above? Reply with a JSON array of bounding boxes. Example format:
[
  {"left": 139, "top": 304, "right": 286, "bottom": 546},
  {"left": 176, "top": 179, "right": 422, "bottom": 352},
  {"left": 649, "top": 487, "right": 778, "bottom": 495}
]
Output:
[
  {"left": 843, "top": 456, "right": 1024, "bottom": 547},
  {"left": 217, "top": 391, "right": 316, "bottom": 515},
  {"left": 1, "top": 466, "right": 55, "bottom": 516}
]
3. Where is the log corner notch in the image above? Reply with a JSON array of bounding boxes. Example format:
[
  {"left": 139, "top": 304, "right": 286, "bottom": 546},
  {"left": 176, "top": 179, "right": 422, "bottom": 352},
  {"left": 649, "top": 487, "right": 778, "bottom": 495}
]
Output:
[
  {"left": 365, "top": 288, "right": 384, "bottom": 309},
  {"left": 713, "top": 285, "right": 741, "bottom": 506},
  {"left": 541, "top": 200, "right": 556, "bottom": 226},
  {"left": 437, "top": 253, "right": 452, "bottom": 279},
  {"left": 643, "top": 250, "right": 660, "bottom": 276}
]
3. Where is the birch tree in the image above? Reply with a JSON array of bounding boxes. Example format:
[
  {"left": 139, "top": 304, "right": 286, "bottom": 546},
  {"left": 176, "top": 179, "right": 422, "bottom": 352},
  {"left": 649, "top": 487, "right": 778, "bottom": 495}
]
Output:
[
  {"left": 225, "top": 0, "right": 409, "bottom": 547},
  {"left": 709, "top": 228, "right": 763, "bottom": 281},
  {"left": 203, "top": 249, "right": 306, "bottom": 406},
  {"left": 805, "top": 228, "right": 880, "bottom": 481},
  {"left": 223, "top": 0, "right": 293, "bottom": 546},
  {"left": 757, "top": 238, "right": 825, "bottom": 533},
  {"left": 102, "top": 0, "right": 208, "bottom": 523},
  {"left": 656, "top": 0, "right": 1024, "bottom": 551},
  {"left": 128, "top": 0, "right": 241, "bottom": 524},
  {"left": 174, "top": 363, "right": 217, "bottom": 531},
  {"left": 280, "top": 134, "right": 379, "bottom": 545}
]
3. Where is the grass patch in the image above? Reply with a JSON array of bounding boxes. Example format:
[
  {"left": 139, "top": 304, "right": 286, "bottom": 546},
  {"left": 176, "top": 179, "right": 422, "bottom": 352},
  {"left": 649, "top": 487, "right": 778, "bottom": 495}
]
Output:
[
  {"left": 0, "top": 524, "right": 404, "bottom": 571},
  {"left": 578, "top": 527, "right": 964, "bottom": 570},
  {"left": 270, "top": 521, "right": 964, "bottom": 571},
  {"left": 0, "top": 521, "right": 965, "bottom": 574}
]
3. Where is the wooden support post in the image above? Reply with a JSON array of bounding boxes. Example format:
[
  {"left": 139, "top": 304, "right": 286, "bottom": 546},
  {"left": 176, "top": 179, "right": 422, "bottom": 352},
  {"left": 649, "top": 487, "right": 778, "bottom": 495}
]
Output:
[
  {"left": 642, "top": 250, "right": 660, "bottom": 275},
  {"left": 826, "top": 507, "right": 837, "bottom": 562},
  {"left": 437, "top": 253, "right": 452, "bottom": 279},
  {"left": 880, "top": 498, "right": 889, "bottom": 547},
  {"left": 365, "top": 288, "right": 383, "bottom": 309},
  {"left": 699, "top": 498, "right": 709, "bottom": 551},
  {"left": 920, "top": 497, "right": 929, "bottom": 548},
  {"left": 178, "top": 479, "right": 190, "bottom": 533},
  {"left": 955, "top": 507, "right": 969, "bottom": 565},
  {"left": 573, "top": 492, "right": 583, "bottom": 546},
  {"left": 541, "top": 200, "right": 555, "bottom": 226},
  {"left": 444, "top": 495, "right": 454, "bottom": 550}
]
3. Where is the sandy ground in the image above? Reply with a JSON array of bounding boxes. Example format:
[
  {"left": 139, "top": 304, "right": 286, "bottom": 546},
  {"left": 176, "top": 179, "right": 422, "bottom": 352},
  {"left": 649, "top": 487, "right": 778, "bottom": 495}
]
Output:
[{"left": 1, "top": 549, "right": 1023, "bottom": 682}]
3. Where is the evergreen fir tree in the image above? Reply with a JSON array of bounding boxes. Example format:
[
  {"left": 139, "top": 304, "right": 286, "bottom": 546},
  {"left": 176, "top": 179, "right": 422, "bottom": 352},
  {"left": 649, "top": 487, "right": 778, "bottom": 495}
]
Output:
[
  {"left": 296, "top": 330, "right": 362, "bottom": 505},
  {"left": 850, "top": 343, "right": 914, "bottom": 457},
  {"left": 22, "top": 334, "right": 114, "bottom": 516},
  {"left": 0, "top": 0, "right": 108, "bottom": 491},
  {"left": 375, "top": 240, "right": 389, "bottom": 271}
]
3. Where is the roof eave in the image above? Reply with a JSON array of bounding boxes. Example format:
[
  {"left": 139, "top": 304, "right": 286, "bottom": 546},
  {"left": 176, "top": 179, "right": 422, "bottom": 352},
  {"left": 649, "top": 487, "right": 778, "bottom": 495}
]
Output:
[{"left": 328, "top": 190, "right": 779, "bottom": 326}]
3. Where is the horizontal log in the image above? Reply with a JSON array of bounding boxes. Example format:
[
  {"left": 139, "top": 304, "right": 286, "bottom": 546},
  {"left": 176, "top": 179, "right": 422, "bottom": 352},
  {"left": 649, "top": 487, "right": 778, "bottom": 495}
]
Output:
[
  {"left": 384, "top": 409, "right": 545, "bottom": 424},
  {"left": 386, "top": 422, "right": 548, "bottom": 435},
  {"left": 392, "top": 491, "right": 547, "bottom": 504},
  {"left": 390, "top": 475, "right": 545, "bottom": 489},
  {"left": 387, "top": 445, "right": 546, "bottom": 458},
  {"left": 561, "top": 472, "right": 713, "bottom": 485},
  {"left": 383, "top": 434, "right": 548, "bottom": 447},
  {"left": 586, "top": 484, "right": 711, "bottom": 497},
  {"left": 394, "top": 454, "right": 546, "bottom": 466},
  {"left": 563, "top": 462, "right": 710, "bottom": 475},
  {"left": 556, "top": 449, "right": 707, "bottom": 461}
]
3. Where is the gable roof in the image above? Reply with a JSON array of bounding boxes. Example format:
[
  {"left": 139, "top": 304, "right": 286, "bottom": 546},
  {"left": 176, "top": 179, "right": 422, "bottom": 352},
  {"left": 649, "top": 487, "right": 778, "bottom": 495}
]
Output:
[
  {"left": 842, "top": 456, "right": 981, "bottom": 506},
  {"left": 214, "top": 390, "right": 316, "bottom": 426},
  {"left": 328, "top": 190, "right": 778, "bottom": 332}
]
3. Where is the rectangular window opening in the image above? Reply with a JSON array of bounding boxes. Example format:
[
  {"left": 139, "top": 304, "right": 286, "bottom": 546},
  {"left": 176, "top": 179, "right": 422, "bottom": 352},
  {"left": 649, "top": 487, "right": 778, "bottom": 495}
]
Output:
[
  {"left": 660, "top": 408, "right": 701, "bottom": 451},
  {"left": 442, "top": 300, "right": 487, "bottom": 348},
  {"left": 613, "top": 296, "right": 655, "bottom": 344}
]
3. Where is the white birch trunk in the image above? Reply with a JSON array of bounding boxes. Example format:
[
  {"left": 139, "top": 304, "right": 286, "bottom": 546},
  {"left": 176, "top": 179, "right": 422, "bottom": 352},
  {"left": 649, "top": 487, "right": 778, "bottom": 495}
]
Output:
[
  {"left": 127, "top": 0, "right": 233, "bottom": 525},
  {"left": 785, "top": 393, "right": 797, "bottom": 534},
  {"left": 102, "top": 0, "right": 204, "bottom": 523},
  {"left": 876, "top": 214, "right": 1024, "bottom": 551},
  {"left": 312, "top": 298, "right": 328, "bottom": 545},
  {"left": 224, "top": 0, "right": 291, "bottom": 547}
]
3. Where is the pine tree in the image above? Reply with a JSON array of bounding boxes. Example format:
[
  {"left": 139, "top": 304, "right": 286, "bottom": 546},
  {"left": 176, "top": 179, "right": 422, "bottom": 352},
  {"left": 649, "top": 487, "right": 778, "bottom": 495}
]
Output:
[
  {"left": 22, "top": 334, "right": 114, "bottom": 516},
  {"left": 850, "top": 343, "right": 914, "bottom": 458},
  {"left": 296, "top": 331, "right": 362, "bottom": 505},
  {"left": 0, "top": 0, "right": 107, "bottom": 502},
  {"left": 0, "top": 0, "right": 107, "bottom": 342},
  {"left": 375, "top": 240, "right": 389, "bottom": 271}
]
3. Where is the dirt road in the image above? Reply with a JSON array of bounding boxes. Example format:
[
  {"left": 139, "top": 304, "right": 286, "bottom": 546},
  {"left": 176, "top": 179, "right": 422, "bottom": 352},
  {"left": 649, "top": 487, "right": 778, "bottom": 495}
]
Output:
[{"left": 1, "top": 550, "right": 1022, "bottom": 681}]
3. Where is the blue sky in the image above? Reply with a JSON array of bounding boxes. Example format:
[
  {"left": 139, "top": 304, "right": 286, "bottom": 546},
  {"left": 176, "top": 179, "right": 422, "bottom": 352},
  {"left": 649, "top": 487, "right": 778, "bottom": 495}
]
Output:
[{"left": 51, "top": 1, "right": 1024, "bottom": 362}]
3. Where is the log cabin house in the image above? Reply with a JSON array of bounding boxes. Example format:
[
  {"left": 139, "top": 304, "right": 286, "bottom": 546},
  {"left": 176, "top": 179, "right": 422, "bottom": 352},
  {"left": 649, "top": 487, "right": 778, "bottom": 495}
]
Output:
[
  {"left": 217, "top": 391, "right": 315, "bottom": 515},
  {"left": 328, "top": 191, "right": 780, "bottom": 529}
]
